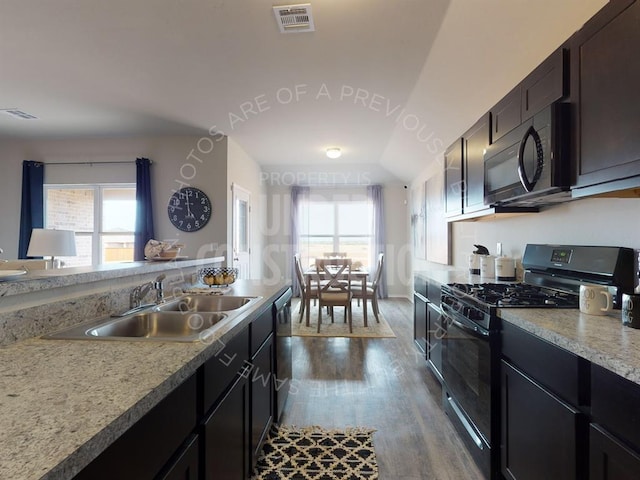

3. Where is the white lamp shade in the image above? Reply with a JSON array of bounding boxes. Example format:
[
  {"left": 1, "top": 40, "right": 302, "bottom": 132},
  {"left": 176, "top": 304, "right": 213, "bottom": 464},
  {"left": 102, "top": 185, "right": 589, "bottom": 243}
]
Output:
[{"left": 27, "top": 229, "right": 77, "bottom": 258}]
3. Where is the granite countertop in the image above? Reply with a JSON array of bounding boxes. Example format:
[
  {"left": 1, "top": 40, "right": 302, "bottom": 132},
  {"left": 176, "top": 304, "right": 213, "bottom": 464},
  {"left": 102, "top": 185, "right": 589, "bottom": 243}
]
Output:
[
  {"left": 415, "top": 266, "right": 640, "bottom": 385},
  {"left": 0, "top": 279, "right": 288, "bottom": 480}
]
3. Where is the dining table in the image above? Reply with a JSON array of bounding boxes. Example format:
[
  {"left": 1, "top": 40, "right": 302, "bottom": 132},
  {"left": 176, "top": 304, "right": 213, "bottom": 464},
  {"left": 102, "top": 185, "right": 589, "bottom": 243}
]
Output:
[{"left": 303, "top": 266, "right": 369, "bottom": 327}]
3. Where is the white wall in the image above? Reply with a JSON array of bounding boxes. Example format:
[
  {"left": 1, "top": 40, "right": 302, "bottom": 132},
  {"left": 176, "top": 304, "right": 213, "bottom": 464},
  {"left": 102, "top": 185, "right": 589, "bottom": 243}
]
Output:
[
  {"left": 227, "top": 137, "right": 266, "bottom": 279},
  {"left": 0, "top": 135, "right": 229, "bottom": 260}
]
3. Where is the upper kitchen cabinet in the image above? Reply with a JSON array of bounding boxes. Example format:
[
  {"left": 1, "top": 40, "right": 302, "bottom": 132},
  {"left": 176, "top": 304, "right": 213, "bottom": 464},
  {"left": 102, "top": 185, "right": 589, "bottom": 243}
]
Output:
[
  {"left": 571, "top": 0, "right": 640, "bottom": 196},
  {"left": 463, "top": 113, "right": 491, "bottom": 213},
  {"left": 444, "top": 138, "right": 463, "bottom": 217},
  {"left": 490, "top": 48, "right": 566, "bottom": 144}
]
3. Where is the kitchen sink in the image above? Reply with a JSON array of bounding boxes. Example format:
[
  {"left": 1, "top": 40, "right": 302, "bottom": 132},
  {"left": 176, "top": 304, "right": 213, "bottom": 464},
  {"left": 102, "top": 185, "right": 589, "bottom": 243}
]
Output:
[
  {"left": 156, "top": 295, "right": 259, "bottom": 312},
  {"left": 43, "top": 311, "right": 227, "bottom": 342}
]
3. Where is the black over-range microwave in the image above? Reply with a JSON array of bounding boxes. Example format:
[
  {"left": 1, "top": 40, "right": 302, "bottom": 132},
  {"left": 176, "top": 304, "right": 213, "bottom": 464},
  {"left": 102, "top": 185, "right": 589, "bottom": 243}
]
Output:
[{"left": 484, "top": 103, "right": 570, "bottom": 207}]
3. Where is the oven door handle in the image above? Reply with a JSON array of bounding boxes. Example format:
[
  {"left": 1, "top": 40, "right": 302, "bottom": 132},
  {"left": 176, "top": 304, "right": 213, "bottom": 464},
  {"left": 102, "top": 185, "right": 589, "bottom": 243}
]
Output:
[{"left": 447, "top": 316, "right": 490, "bottom": 339}]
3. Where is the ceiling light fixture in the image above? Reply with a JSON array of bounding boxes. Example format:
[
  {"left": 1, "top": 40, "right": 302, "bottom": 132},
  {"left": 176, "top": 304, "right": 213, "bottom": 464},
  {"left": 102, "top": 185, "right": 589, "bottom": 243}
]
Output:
[
  {"left": 1, "top": 108, "right": 38, "bottom": 120},
  {"left": 326, "top": 147, "right": 342, "bottom": 159}
]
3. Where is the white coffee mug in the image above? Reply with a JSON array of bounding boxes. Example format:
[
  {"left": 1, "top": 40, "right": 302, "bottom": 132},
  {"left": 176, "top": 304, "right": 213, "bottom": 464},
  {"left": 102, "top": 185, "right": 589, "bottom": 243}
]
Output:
[
  {"left": 480, "top": 255, "right": 496, "bottom": 278},
  {"left": 579, "top": 285, "right": 613, "bottom": 315}
]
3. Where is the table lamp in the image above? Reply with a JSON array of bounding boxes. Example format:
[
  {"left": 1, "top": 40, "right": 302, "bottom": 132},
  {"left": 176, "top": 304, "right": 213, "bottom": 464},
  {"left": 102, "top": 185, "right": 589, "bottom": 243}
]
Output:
[{"left": 27, "top": 228, "right": 77, "bottom": 269}]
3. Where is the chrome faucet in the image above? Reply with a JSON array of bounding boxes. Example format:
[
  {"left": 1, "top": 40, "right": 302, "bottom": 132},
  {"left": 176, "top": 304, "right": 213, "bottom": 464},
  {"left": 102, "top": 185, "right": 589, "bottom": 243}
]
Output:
[{"left": 129, "top": 274, "right": 166, "bottom": 309}]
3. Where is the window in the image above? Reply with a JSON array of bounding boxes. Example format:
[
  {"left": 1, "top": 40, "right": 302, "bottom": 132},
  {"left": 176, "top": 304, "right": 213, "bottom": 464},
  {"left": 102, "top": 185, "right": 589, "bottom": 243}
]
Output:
[
  {"left": 297, "top": 194, "right": 373, "bottom": 268},
  {"left": 44, "top": 184, "right": 136, "bottom": 266}
]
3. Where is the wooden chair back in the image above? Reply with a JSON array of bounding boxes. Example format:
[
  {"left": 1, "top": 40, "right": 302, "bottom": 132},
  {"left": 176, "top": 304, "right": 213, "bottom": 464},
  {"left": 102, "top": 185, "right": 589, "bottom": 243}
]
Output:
[
  {"left": 315, "top": 258, "right": 352, "bottom": 296},
  {"left": 323, "top": 252, "right": 348, "bottom": 258},
  {"left": 371, "top": 253, "right": 385, "bottom": 288}
]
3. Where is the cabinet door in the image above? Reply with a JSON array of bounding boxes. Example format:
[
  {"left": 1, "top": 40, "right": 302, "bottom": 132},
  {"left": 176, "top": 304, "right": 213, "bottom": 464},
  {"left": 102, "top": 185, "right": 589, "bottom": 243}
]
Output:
[
  {"left": 204, "top": 375, "right": 250, "bottom": 480},
  {"left": 413, "top": 293, "right": 428, "bottom": 355},
  {"left": 463, "top": 113, "right": 490, "bottom": 213},
  {"left": 426, "top": 303, "right": 443, "bottom": 382},
  {"left": 521, "top": 47, "right": 566, "bottom": 121},
  {"left": 156, "top": 435, "right": 199, "bottom": 480},
  {"left": 501, "top": 360, "right": 584, "bottom": 480},
  {"left": 590, "top": 424, "right": 640, "bottom": 480},
  {"left": 491, "top": 86, "right": 521, "bottom": 142},
  {"left": 572, "top": 0, "right": 640, "bottom": 189},
  {"left": 444, "top": 139, "right": 463, "bottom": 217},
  {"left": 251, "top": 334, "right": 274, "bottom": 467}
]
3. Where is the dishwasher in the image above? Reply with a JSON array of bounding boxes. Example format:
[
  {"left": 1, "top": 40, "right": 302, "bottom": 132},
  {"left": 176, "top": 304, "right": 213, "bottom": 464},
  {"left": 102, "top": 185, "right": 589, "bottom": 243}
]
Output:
[{"left": 273, "top": 287, "right": 292, "bottom": 422}]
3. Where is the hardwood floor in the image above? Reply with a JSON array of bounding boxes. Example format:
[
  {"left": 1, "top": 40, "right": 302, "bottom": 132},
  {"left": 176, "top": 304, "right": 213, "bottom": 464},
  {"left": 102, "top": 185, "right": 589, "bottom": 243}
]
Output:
[{"left": 282, "top": 298, "right": 484, "bottom": 479}]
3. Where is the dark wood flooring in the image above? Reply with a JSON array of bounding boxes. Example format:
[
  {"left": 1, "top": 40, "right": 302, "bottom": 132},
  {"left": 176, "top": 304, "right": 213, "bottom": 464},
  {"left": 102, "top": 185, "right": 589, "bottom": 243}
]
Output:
[{"left": 282, "top": 298, "right": 483, "bottom": 479}]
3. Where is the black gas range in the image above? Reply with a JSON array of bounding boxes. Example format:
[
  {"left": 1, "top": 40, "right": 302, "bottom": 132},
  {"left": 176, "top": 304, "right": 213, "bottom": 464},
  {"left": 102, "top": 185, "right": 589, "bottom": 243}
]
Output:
[{"left": 440, "top": 244, "right": 635, "bottom": 479}]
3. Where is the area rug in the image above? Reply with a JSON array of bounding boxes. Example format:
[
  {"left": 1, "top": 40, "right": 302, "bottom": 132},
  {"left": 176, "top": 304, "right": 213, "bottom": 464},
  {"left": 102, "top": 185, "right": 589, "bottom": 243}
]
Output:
[
  {"left": 252, "top": 424, "right": 379, "bottom": 479},
  {"left": 291, "top": 301, "right": 396, "bottom": 338}
]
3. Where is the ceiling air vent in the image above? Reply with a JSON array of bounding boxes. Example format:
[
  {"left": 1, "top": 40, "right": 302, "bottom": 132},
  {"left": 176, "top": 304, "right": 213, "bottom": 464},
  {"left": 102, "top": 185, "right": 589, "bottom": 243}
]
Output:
[
  {"left": 273, "top": 4, "right": 315, "bottom": 34},
  {"left": 1, "top": 108, "right": 38, "bottom": 120}
]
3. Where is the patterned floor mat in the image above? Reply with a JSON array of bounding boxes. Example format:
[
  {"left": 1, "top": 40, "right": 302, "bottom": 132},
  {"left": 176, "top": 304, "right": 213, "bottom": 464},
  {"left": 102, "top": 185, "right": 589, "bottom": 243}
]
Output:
[{"left": 252, "top": 425, "right": 379, "bottom": 480}]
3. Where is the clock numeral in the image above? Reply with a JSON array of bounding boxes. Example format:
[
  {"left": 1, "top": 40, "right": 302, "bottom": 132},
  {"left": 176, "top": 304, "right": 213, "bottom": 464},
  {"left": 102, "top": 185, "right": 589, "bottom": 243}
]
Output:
[
  {"left": 178, "top": 220, "right": 183, "bottom": 227},
  {"left": 201, "top": 198, "right": 206, "bottom": 205},
  {"left": 186, "top": 223, "right": 192, "bottom": 230},
  {"left": 200, "top": 214, "right": 206, "bottom": 221},
  {"left": 195, "top": 221, "right": 200, "bottom": 228}
]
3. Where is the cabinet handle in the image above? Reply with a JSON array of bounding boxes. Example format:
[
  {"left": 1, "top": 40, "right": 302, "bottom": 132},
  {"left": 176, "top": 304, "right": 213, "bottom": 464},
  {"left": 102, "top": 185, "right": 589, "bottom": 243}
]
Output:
[{"left": 447, "top": 395, "right": 484, "bottom": 451}]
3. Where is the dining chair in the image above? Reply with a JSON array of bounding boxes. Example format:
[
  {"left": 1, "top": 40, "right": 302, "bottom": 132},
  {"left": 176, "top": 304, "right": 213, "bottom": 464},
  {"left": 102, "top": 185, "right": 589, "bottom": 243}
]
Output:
[
  {"left": 314, "top": 258, "right": 353, "bottom": 333},
  {"left": 323, "top": 252, "right": 348, "bottom": 258},
  {"left": 351, "top": 253, "right": 384, "bottom": 323},
  {"left": 294, "top": 253, "right": 318, "bottom": 323}
]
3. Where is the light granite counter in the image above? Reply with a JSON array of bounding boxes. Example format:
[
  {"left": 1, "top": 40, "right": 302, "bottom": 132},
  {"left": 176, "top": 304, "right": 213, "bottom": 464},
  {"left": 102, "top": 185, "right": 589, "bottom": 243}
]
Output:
[
  {"left": 415, "top": 266, "right": 640, "bottom": 385},
  {"left": 0, "top": 279, "right": 289, "bottom": 480}
]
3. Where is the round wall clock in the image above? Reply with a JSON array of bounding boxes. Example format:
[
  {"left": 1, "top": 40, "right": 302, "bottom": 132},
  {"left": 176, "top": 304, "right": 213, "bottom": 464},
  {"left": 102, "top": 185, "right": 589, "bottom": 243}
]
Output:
[{"left": 167, "top": 187, "right": 212, "bottom": 232}]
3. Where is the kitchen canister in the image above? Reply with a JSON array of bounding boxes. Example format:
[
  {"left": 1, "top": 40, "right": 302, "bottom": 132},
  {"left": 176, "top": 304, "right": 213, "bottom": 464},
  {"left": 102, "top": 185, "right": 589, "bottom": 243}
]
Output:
[
  {"left": 480, "top": 255, "right": 496, "bottom": 278},
  {"left": 468, "top": 254, "right": 481, "bottom": 275},
  {"left": 495, "top": 257, "right": 516, "bottom": 281}
]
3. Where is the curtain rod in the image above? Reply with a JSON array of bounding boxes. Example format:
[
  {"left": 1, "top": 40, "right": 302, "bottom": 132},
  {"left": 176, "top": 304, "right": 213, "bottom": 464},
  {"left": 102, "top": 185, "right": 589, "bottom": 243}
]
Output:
[{"left": 44, "top": 160, "right": 147, "bottom": 166}]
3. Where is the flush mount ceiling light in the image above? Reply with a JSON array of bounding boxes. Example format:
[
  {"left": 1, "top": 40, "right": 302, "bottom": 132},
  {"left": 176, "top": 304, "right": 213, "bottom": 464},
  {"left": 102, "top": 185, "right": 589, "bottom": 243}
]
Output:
[
  {"left": 1, "top": 108, "right": 38, "bottom": 120},
  {"left": 326, "top": 147, "right": 342, "bottom": 159}
]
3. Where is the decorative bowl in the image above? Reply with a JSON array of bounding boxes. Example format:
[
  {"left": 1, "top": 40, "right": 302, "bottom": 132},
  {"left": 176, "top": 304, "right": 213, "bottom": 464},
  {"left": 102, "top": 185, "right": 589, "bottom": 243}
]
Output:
[{"left": 199, "top": 267, "right": 238, "bottom": 287}]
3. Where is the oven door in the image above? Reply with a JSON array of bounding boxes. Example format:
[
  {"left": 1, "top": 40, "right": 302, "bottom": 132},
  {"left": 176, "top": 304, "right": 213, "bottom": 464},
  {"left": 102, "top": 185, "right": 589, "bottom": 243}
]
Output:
[{"left": 442, "top": 308, "right": 493, "bottom": 447}]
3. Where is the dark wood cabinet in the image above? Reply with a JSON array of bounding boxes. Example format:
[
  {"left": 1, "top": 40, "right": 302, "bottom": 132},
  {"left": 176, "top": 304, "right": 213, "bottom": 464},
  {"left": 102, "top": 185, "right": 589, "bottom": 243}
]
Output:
[
  {"left": 521, "top": 48, "right": 566, "bottom": 121},
  {"left": 203, "top": 373, "right": 250, "bottom": 480},
  {"left": 491, "top": 86, "right": 521, "bottom": 143},
  {"left": 251, "top": 334, "right": 274, "bottom": 467},
  {"left": 590, "top": 423, "right": 640, "bottom": 480},
  {"left": 426, "top": 302, "right": 443, "bottom": 382},
  {"left": 444, "top": 138, "right": 463, "bottom": 217},
  {"left": 463, "top": 113, "right": 490, "bottom": 213},
  {"left": 157, "top": 435, "right": 200, "bottom": 480},
  {"left": 500, "top": 322, "right": 589, "bottom": 480},
  {"left": 75, "top": 375, "right": 198, "bottom": 480},
  {"left": 500, "top": 360, "right": 584, "bottom": 480},
  {"left": 571, "top": 0, "right": 640, "bottom": 193},
  {"left": 413, "top": 291, "right": 428, "bottom": 355}
]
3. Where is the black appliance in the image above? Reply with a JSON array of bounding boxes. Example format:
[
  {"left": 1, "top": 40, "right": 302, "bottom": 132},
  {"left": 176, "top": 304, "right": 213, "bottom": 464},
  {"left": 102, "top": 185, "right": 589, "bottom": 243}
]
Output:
[
  {"left": 484, "top": 103, "right": 570, "bottom": 207},
  {"left": 441, "top": 244, "right": 635, "bottom": 479},
  {"left": 273, "top": 287, "right": 292, "bottom": 422}
]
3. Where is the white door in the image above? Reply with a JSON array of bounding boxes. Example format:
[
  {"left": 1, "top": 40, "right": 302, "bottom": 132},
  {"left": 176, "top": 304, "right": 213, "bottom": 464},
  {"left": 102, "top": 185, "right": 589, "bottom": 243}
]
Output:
[{"left": 232, "top": 183, "right": 251, "bottom": 279}]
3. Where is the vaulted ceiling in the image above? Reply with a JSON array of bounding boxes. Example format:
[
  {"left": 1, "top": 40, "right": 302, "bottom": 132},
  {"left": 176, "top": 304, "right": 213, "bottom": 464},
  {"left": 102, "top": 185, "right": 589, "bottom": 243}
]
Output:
[{"left": 0, "top": 0, "right": 607, "bottom": 184}]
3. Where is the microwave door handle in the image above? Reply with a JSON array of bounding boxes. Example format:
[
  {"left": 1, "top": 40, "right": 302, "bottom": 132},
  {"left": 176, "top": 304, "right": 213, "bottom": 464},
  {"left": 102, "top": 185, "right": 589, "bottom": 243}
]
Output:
[{"left": 517, "top": 125, "right": 545, "bottom": 192}]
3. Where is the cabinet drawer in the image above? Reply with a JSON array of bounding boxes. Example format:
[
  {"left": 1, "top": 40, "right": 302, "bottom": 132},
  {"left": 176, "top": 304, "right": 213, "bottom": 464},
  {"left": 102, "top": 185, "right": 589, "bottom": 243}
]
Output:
[
  {"left": 592, "top": 364, "right": 640, "bottom": 451},
  {"left": 202, "top": 326, "right": 249, "bottom": 414},
  {"left": 501, "top": 321, "right": 588, "bottom": 406},
  {"left": 251, "top": 305, "right": 273, "bottom": 356},
  {"left": 413, "top": 276, "right": 427, "bottom": 298}
]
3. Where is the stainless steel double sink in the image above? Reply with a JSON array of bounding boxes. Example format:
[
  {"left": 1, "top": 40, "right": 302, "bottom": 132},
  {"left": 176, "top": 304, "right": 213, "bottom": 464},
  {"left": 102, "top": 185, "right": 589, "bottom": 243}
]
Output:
[{"left": 43, "top": 295, "right": 260, "bottom": 342}]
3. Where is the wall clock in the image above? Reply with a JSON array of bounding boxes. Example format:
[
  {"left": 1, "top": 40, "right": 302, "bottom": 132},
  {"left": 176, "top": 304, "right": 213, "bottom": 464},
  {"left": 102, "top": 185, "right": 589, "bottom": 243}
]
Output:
[{"left": 167, "top": 187, "right": 212, "bottom": 232}]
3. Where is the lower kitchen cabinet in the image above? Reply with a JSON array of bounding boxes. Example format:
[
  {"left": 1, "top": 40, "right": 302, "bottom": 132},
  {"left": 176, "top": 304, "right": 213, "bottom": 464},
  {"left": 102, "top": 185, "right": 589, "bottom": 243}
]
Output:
[
  {"left": 203, "top": 373, "right": 251, "bottom": 480},
  {"left": 426, "top": 303, "right": 443, "bottom": 382},
  {"left": 251, "top": 334, "right": 274, "bottom": 466},
  {"left": 501, "top": 360, "right": 583, "bottom": 480},
  {"left": 590, "top": 424, "right": 640, "bottom": 480},
  {"left": 590, "top": 363, "right": 640, "bottom": 479},
  {"left": 413, "top": 291, "right": 428, "bottom": 355},
  {"left": 500, "top": 321, "right": 589, "bottom": 480},
  {"left": 157, "top": 434, "right": 200, "bottom": 480},
  {"left": 74, "top": 375, "right": 198, "bottom": 480}
]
